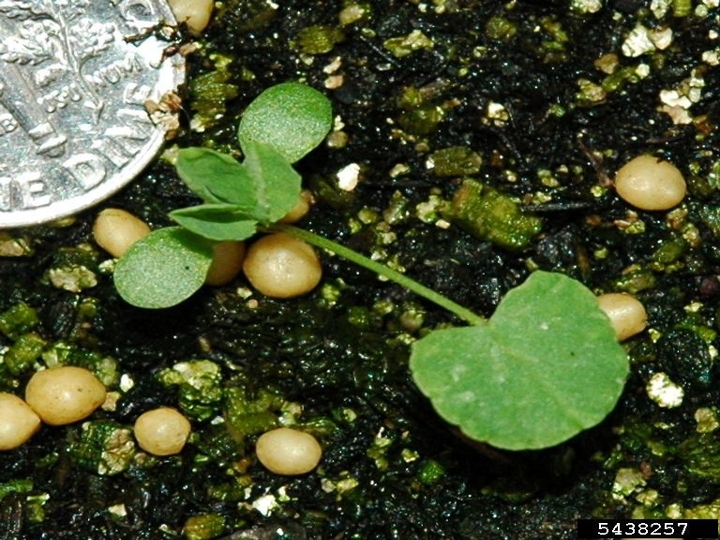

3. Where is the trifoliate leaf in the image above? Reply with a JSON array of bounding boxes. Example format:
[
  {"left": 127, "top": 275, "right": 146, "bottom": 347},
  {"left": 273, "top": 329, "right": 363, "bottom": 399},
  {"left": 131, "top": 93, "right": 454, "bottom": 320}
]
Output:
[
  {"left": 238, "top": 82, "right": 332, "bottom": 163},
  {"left": 175, "top": 144, "right": 301, "bottom": 225},
  {"left": 114, "top": 228, "right": 213, "bottom": 309},
  {"left": 169, "top": 204, "right": 257, "bottom": 241},
  {"left": 241, "top": 139, "right": 302, "bottom": 223},
  {"left": 176, "top": 148, "right": 258, "bottom": 213},
  {"left": 410, "top": 271, "right": 629, "bottom": 450}
]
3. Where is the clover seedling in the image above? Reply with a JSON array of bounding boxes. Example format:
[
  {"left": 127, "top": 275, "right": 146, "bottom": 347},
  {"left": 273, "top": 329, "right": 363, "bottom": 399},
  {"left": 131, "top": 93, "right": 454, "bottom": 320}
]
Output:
[
  {"left": 114, "top": 82, "right": 330, "bottom": 307},
  {"left": 410, "top": 271, "right": 628, "bottom": 450},
  {"left": 237, "top": 82, "right": 333, "bottom": 163},
  {"left": 114, "top": 227, "right": 213, "bottom": 309},
  {"left": 113, "top": 82, "right": 629, "bottom": 450}
]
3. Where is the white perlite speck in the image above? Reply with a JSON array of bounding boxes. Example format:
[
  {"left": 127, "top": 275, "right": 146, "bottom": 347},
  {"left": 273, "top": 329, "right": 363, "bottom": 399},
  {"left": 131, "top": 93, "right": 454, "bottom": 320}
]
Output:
[
  {"left": 646, "top": 372, "right": 684, "bottom": 408},
  {"left": 622, "top": 24, "right": 673, "bottom": 57},
  {"left": 571, "top": 0, "right": 603, "bottom": 14},
  {"left": 336, "top": 163, "right": 360, "bottom": 191},
  {"left": 622, "top": 25, "right": 656, "bottom": 57},
  {"left": 650, "top": 0, "right": 673, "bottom": 18},
  {"left": 252, "top": 493, "right": 279, "bottom": 516}
]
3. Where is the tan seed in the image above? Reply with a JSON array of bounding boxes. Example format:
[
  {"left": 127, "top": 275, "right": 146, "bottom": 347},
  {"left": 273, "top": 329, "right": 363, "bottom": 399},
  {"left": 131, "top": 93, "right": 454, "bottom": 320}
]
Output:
[
  {"left": 597, "top": 292, "right": 647, "bottom": 341},
  {"left": 167, "top": 0, "right": 214, "bottom": 35},
  {"left": 205, "top": 241, "right": 246, "bottom": 286},
  {"left": 25, "top": 366, "right": 107, "bottom": 426},
  {"left": 256, "top": 427, "right": 322, "bottom": 475},
  {"left": 242, "top": 233, "right": 322, "bottom": 298},
  {"left": 280, "top": 190, "right": 314, "bottom": 224},
  {"left": 93, "top": 208, "right": 151, "bottom": 258},
  {"left": 614, "top": 154, "right": 686, "bottom": 211},
  {"left": 134, "top": 407, "right": 191, "bottom": 456},
  {"left": 0, "top": 393, "right": 41, "bottom": 450}
]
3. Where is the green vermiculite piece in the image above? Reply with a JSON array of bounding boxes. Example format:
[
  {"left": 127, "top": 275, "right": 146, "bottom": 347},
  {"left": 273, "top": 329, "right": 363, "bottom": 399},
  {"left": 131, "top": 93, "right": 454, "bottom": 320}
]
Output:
[
  {"left": 159, "top": 360, "right": 224, "bottom": 421},
  {"left": 295, "top": 25, "right": 345, "bottom": 55},
  {"left": 449, "top": 179, "right": 542, "bottom": 250},
  {"left": 4, "top": 333, "right": 46, "bottom": 375},
  {"left": 430, "top": 147, "right": 482, "bottom": 177},
  {"left": 69, "top": 421, "right": 136, "bottom": 476},
  {"left": 183, "top": 514, "right": 227, "bottom": 540},
  {"left": 0, "top": 302, "right": 39, "bottom": 340}
]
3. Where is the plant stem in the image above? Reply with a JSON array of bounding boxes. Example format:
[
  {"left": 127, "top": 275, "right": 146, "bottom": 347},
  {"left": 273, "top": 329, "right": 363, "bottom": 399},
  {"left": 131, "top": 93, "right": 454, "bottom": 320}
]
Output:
[{"left": 271, "top": 224, "right": 486, "bottom": 326}]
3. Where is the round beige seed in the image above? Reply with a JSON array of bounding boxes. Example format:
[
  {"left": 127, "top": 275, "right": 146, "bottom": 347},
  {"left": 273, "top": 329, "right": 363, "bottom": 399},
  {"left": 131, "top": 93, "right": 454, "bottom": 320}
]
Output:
[
  {"left": 597, "top": 292, "right": 647, "bottom": 342},
  {"left": 256, "top": 427, "right": 322, "bottom": 475},
  {"left": 167, "top": 0, "right": 214, "bottom": 35},
  {"left": 280, "top": 190, "right": 314, "bottom": 224},
  {"left": 205, "top": 241, "right": 246, "bottom": 286},
  {"left": 25, "top": 366, "right": 107, "bottom": 426},
  {"left": 0, "top": 393, "right": 41, "bottom": 450},
  {"left": 614, "top": 154, "right": 686, "bottom": 211},
  {"left": 242, "top": 233, "right": 322, "bottom": 298},
  {"left": 93, "top": 208, "right": 151, "bottom": 258},
  {"left": 134, "top": 407, "right": 191, "bottom": 456}
]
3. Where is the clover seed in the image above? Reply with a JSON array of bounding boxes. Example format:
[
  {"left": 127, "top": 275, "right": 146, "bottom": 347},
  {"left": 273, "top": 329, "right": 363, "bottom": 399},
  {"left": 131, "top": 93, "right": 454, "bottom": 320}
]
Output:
[
  {"left": 93, "top": 208, "right": 151, "bottom": 259},
  {"left": 25, "top": 366, "right": 107, "bottom": 426},
  {"left": 256, "top": 427, "right": 322, "bottom": 475},
  {"left": 205, "top": 241, "right": 246, "bottom": 286},
  {"left": 242, "top": 233, "right": 322, "bottom": 298},
  {"left": 0, "top": 393, "right": 41, "bottom": 450},
  {"left": 280, "top": 190, "right": 314, "bottom": 224},
  {"left": 597, "top": 292, "right": 647, "bottom": 341},
  {"left": 167, "top": 0, "right": 214, "bottom": 35},
  {"left": 614, "top": 154, "right": 686, "bottom": 211},
  {"left": 134, "top": 407, "right": 191, "bottom": 456}
]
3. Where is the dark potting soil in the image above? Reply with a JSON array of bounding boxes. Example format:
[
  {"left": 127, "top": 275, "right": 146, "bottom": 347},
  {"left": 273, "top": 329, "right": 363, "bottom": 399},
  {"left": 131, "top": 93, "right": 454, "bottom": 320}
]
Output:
[{"left": 1, "top": 1, "right": 720, "bottom": 539}]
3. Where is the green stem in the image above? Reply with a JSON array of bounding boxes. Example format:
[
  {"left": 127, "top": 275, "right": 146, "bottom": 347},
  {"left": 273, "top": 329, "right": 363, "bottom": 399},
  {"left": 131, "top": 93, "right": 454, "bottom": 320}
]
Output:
[{"left": 271, "top": 224, "right": 486, "bottom": 326}]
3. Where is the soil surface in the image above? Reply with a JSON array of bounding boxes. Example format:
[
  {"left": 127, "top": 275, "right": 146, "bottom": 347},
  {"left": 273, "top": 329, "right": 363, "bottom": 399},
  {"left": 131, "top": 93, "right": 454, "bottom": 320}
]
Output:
[{"left": 1, "top": 1, "right": 720, "bottom": 539}]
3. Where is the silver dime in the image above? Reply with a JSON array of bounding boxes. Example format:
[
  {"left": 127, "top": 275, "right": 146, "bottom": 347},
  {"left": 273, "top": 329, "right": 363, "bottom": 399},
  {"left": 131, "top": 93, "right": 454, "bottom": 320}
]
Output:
[{"left": 0, "top": 0, "right": 184, "bottom": 227}]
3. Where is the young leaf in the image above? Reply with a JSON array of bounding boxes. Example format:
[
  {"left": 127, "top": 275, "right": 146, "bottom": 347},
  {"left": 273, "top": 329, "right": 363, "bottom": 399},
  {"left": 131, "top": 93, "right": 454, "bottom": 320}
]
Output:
[
  {"left": 176, "top": 148, "right": 258, "bottom": 213},
  {"left": 170, "top": 204, "right": 257, "bottom": 241},
  {"left": 237, "top": 82, "right": 332, "bottom": 163},
  {"left": 242, "top": 139, "right": 302, "bottom": 223},
  {"left": 410, "top": 271, "right": 629, "bottom": 450},
  {"left": 114, "top": 227, "right": 213, "bottom": 309}
]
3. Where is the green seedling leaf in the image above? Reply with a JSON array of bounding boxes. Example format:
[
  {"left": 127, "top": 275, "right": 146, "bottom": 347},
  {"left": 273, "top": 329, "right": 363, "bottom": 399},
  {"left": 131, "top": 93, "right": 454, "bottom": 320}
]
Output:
[
  {"left": 238, "top": 82, "right": 332, "bottom": 163},
  {"left": 170, "top": 204, "right": 257, "bottom": 241},
  {"left": 114, "top": 227, "right": 213, "bottom": 309},
  {"left": 176, "top": 148, "right": 258, "bottom": 213},
  {"left": 410, "top": 271, "right": 628, "bottom": 450},
  {"left": 242, "top": 139, "right": 302, "bottom": 223}
]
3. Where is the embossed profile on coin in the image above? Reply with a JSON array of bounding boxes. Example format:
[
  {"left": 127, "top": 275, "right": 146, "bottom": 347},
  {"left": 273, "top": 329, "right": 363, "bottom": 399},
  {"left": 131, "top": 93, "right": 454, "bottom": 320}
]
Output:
[{"left": 0, "top": 0, "right": 183, "bottom": 227}]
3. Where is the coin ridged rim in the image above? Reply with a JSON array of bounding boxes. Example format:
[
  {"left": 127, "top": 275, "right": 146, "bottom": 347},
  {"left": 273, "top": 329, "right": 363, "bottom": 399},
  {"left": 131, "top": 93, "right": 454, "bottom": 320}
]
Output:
[{"left": 0, "top": 2, "right": 185, "bottom": 228}]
